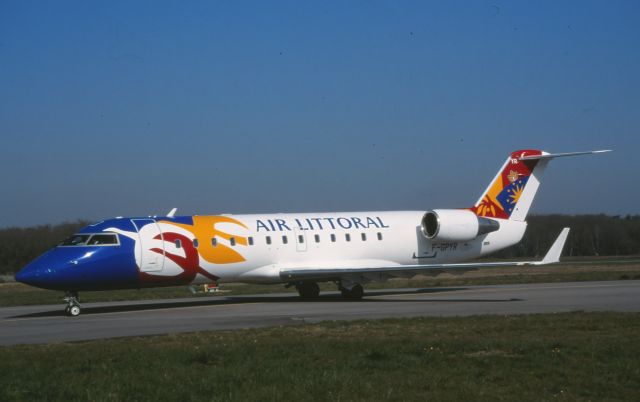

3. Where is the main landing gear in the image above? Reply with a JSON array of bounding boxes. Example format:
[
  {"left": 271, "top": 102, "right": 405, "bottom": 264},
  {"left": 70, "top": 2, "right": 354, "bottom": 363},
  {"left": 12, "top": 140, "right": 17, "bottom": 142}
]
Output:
[
  {"left": 64, "top": 291, "right": 82, "bottom": 316},
  {"left": 295, "top": 282, "right": 320, "bottom": 299},
  {"left": 340, "top": 284, "right": 364, "bottom": 300},
  {"left": 292, "top": 281, "right": 365, "bottom": 300}
]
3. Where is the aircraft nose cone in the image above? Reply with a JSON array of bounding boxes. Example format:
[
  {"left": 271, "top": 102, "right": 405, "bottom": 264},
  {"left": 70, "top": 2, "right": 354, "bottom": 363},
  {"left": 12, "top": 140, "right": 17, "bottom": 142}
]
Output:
[
  {"left": 15, "top": 251, "right": 62, "bottom": 289},
  {"left": 15, "top": 263, "right": 44, "bottom": 287},
  {"left": 14, "top": 268, "right": 29, "bottom": 284}
]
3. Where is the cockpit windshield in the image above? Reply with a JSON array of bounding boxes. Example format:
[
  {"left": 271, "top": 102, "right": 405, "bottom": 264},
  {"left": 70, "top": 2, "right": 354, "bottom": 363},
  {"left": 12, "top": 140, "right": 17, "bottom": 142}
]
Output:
[
  {"left": 87, "top": 234, "right": 119, "bottom": 245},
  {"left": 59, "top": 234, "right": 91, "bottom": 246},
  {"left": 59, "top": 233, "right": 119, "bottom": 247}
]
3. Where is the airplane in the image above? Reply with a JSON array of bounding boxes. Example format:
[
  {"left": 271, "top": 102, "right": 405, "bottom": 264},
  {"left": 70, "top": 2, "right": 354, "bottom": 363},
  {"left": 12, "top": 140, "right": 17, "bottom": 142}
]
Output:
[{"left": 15, "top": 149, "right": 610, "bottom": 316}]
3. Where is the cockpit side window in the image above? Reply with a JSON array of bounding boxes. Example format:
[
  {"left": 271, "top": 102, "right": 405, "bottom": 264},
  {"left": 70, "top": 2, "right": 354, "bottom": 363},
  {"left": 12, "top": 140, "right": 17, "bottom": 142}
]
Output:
[
  {"left": 59, "top": 234, "right": 91, "bottom": 246},
  {"left": 87, "top": 234, "right": 119, "bottom": 246}
]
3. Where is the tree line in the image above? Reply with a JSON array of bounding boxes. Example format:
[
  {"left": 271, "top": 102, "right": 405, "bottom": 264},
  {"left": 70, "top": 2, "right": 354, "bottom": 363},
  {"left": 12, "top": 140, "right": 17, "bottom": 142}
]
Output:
[
  {"left": 495, "top": 214, "right": 640, "bottom": 258},
  {"left": 0, "top": 221, "right": 89, "bottom": 276},
  {"left": 0, "top": 215, "right": 639, "bottom": 275}
]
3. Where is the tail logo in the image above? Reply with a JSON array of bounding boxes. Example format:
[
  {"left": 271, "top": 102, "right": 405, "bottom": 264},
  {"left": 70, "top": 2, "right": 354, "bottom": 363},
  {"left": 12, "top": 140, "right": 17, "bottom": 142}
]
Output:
[
  {"left": 475, "top": 196, "right": 499, "bottom": 217},
  {"left": 496, "top": 178, "right": 527, "bottom": 215},
  {"left": 472, "top": 150, "right": 541, "bottom": 219},
  {"left": 507, "top": 170, "right": 520, "bottom": 183}
]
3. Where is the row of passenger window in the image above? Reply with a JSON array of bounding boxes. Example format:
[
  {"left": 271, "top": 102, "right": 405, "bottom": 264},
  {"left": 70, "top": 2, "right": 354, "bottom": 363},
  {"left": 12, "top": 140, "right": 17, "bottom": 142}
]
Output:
[{"left": 178, "top": 232, "right": 384, "bottom": 249}]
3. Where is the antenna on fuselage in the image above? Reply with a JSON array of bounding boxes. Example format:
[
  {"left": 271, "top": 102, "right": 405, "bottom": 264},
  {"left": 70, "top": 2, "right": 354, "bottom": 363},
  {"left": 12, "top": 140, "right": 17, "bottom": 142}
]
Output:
[{"left": 167, "top": 207, "right": 177, "bottom": 218}]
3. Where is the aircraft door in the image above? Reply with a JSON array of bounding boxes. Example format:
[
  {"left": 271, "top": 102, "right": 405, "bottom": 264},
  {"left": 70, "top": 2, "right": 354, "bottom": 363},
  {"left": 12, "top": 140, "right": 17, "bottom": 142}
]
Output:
[{"left": 131, "top": 219, "right": 165, "bottom": 272}]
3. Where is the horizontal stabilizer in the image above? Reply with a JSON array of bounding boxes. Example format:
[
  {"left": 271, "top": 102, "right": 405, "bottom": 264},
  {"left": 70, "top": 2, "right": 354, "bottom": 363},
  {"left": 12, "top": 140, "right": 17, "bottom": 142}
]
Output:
[{"left": 519, "top": 150, "right": 611, "bottom": 161}]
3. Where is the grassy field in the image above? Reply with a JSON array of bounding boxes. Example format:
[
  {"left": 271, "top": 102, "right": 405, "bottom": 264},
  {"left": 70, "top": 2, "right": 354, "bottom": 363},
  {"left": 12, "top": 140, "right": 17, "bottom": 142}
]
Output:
[
  {"left": 0, "top": 312, "right": 638, "bottom": 401},
  {"left": 1, "top": 258, "right": 639, "bottom": 307}
]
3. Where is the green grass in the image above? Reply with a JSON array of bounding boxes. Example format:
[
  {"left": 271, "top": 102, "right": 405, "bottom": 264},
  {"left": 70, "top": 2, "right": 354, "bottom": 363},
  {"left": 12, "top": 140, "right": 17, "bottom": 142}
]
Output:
[{"left": 1, "top": 313, "right": 639, "bottom": 401}]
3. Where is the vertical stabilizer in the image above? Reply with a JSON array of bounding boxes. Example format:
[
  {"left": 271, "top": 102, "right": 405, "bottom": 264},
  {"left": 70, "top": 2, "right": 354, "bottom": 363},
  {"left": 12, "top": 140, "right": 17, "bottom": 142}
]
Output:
[{"left": 471, "top": 149, "right": 610, "bottom": 222}]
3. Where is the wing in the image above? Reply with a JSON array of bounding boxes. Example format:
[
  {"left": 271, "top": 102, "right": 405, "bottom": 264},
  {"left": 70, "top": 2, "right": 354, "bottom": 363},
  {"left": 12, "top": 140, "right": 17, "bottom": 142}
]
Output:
[{"left": 279, "top": 228, "right": 570, "bottom": 283}]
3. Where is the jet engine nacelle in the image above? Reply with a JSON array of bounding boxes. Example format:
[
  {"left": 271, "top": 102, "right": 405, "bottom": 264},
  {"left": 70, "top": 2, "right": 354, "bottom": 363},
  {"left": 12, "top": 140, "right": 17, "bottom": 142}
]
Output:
[{"left": 421, "top": 209, "right": 500, "bottom": 242}]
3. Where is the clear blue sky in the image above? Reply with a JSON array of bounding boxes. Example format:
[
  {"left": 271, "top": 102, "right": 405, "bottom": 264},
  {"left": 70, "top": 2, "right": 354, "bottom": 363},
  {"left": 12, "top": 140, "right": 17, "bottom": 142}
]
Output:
[{"left": 1, "top": 1, "right": 638, "bottom": 228}]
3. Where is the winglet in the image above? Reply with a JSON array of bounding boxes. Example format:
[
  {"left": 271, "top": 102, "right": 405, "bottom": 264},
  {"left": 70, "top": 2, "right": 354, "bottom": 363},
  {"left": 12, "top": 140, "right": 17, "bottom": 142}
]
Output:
[
  {"left": 534, "top": 228, "right": 570, "bottom": 265},
  {"left": 167, "top": 207, "right": 177, "bottom": 218}
]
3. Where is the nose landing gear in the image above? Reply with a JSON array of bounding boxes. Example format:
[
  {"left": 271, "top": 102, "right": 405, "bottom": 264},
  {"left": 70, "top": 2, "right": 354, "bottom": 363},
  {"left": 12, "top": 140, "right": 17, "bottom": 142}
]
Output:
[{"left": 64, "top": 291, "right": 82, "bottom": 316}]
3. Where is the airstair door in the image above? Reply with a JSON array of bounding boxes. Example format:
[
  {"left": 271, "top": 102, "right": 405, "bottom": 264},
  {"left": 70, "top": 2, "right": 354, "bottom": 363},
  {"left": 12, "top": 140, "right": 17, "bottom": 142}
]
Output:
[{"left": 131, "top": 219, "right": 165, "bottom": 272}]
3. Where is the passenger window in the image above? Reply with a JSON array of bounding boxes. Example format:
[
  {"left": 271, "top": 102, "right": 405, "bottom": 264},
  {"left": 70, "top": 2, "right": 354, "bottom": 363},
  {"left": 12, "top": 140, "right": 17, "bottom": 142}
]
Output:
[
  {"left": 266, "top": 236, "right": 272, "bottom": 245},
  {"left": 282, "top": 236, "right": 288, "bottom": 244},
  {"left": 230, "top": 237, "right": 236, "bottom": 246},
  {"left": 361, "top": 233, "right": 367, "bottom": 241},
  {"left": 377, "top": 232, "right": 383, "bottom": 241},
  {"left": 193, "top": 239, "right": 199, "bottom": 248},
  {"left": 314, "top": 234, "right": 320, "bottom": 243},
  {"left": 345, "top": 234, "right": 351, "bottom": 242},
  {"left": 175, "top": 239, "right": 182, "bottom": 249},
  {"left": 330, "top": 234, "right": 336, "bottom": 242},
  {"left": 298, "top": 235, "right": 304, "bottom": 244},
  {"left": 248, "top": 237, "right": 254, "bottom": 246},
  {"left": 87, "top": 234, "right": 118, "bottom": 245},
  {"left": 212, "top": 238, "right": 218, "bottom": 247}
]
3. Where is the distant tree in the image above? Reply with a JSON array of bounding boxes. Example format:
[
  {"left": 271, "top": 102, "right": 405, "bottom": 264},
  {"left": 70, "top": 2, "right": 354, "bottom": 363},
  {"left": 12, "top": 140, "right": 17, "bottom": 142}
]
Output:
[
  {"left": 0, "top": 221, "right": 88, "bottom": 275},
  {"left": 496, "top": 214, "right": 640, "bottom": 258}
]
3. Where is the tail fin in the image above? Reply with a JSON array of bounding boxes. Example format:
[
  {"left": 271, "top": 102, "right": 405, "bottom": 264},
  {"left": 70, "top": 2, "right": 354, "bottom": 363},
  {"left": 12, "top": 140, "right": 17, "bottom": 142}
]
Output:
[{"left": 471, "top": 149, "right": 611, "bottom": 222}]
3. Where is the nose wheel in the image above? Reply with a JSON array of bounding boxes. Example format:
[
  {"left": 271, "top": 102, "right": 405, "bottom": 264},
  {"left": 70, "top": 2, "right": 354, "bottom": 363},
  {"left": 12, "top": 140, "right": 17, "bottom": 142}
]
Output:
[{"left": 64, "top": 292, "right": 82, "bottom": 316}]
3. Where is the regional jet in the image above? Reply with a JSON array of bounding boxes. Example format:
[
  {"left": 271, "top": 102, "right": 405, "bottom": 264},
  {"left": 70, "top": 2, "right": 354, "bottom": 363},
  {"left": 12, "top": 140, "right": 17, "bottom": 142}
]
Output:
[{"left": 16, "top": 149, "right": 610, "bottom": 316}]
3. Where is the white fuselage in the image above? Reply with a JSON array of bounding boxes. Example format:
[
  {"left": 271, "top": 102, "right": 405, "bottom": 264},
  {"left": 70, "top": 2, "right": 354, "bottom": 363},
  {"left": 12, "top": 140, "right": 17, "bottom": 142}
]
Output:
[{"left": 137, "top": 211, "right": 527, "bottom": 285}]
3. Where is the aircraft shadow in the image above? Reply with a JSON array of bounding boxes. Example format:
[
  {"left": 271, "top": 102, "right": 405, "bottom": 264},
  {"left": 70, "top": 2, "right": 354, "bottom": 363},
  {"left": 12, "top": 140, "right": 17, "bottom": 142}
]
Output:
[{"left": 9, "top": 287, "right": 522, "bottom": 319}]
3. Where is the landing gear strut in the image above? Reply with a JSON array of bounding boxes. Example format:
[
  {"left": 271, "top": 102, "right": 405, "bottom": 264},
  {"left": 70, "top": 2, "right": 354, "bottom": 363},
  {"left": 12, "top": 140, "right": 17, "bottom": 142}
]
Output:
[
  {"left": 64, "top": 291, "right": 82, "bottom": 316},
  {"left": 296, "top": 282, "right": 320, "bottom": 299}
]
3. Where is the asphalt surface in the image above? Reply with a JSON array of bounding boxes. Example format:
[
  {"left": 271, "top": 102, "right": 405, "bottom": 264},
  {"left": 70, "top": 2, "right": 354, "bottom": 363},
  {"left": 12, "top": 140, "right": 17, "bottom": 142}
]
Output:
[{"left": 1, "top": 280, "right": 639, "bottom": 346}]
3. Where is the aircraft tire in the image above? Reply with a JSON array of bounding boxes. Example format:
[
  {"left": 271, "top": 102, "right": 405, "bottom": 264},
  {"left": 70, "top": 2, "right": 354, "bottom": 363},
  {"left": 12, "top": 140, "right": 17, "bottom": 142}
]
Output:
[
  {"left": 340, "top": 284, "right": 364, "bottom": 300},
  {"left": 350, "top": 284, "right": 364, "bottom": 299},
  {"left": 68, "top": 305, "right": 81, "bottom": 317},
  {"left": 297, "top": 282, "right": 320, "bottom": 299}
]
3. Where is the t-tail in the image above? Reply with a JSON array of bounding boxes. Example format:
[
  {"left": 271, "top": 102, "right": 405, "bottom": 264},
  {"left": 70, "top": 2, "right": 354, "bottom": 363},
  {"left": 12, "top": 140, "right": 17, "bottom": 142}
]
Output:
[{"left": 471, "top": 149, "right": 611, "bottom": 222}]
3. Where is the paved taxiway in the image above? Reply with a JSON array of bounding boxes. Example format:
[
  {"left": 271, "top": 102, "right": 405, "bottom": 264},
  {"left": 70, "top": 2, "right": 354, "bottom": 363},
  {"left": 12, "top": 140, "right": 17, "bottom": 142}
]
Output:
[{"left": 1, "top": 280, "right": 639, "bottom": 346}]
